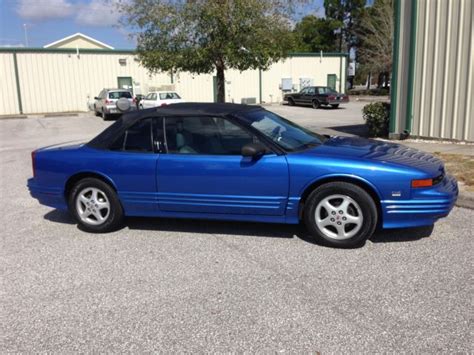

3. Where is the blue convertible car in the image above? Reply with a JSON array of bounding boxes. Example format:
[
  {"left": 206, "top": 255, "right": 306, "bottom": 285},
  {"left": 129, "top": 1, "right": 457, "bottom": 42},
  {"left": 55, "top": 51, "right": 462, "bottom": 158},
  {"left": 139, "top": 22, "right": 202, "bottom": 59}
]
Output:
[{"left": 28, "top": 103, "right": 458, "bottom": 247}]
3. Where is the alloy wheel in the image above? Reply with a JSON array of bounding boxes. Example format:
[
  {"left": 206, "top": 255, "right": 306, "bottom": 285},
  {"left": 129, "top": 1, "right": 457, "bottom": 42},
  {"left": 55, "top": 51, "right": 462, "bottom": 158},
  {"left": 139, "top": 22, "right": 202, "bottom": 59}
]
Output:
[
  {"left": 314, "top": 194, "right": 363, "bottom": 240},
  {"left": 75, "top": 187, "right": 110, "bottom": 226}
]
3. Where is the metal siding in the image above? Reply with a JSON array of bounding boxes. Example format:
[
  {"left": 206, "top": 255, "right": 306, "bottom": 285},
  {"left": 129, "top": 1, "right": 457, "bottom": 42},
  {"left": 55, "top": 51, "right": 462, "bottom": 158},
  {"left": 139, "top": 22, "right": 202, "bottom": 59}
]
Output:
[
  {"left": 0, "top": 54, "right": 20, "bottom": 115},
  {"left": 15, "top": 52, "right": 172, "bottom": 114},
  {"left": 410, "top": 0, "right": 473, "bottom": 141}
]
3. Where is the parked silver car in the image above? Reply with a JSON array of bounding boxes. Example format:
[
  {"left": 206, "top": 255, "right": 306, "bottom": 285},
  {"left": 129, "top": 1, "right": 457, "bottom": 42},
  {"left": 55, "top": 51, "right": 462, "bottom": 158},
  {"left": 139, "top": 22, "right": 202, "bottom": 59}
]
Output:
[{"left": 94, "top": 89, "right": 136, "bottom": 120}]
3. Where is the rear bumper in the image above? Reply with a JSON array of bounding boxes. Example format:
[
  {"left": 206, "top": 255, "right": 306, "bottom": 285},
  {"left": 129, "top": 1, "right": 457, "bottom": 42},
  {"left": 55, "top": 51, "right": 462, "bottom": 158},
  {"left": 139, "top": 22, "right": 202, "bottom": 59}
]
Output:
[
  {"left": 27, "top": 178, "right": 67, "bottom": 210},
  {"left": 325, "top": 98, "right": 349, "bottom": 105},
  {"left": 381, "top": 174, "right": 458, "bottom": 229},
  {"left": 104, "top": 105, "right": 137, "bottom": 114}
]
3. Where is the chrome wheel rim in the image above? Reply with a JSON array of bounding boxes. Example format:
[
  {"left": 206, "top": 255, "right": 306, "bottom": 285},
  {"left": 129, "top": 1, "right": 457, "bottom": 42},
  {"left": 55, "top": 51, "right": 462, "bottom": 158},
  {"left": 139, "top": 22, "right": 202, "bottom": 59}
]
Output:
[
  {"left": 75, "top": 187, "right": 110, "bottom": 226},
  {"left": 315, "top": 194, "right": 363, "bottom": 240}
]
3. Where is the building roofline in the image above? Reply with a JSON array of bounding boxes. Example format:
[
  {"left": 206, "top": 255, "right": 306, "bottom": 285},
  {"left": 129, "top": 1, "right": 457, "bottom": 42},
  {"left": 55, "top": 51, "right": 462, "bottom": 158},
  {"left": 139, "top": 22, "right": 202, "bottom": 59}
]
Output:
[
  {"left": 43, "top": 32, "right": 114, "bottom": 49},
  {"left": 0, "top": 47, "right": 349, "bottom": 57}
]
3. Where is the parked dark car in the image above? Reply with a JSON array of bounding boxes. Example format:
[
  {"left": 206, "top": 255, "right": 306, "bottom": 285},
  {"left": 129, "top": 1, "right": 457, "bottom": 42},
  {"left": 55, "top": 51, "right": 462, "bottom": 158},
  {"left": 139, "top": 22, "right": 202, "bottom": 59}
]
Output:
[{"left": 284, "top": 86, "right": 349, "bottom": 109}]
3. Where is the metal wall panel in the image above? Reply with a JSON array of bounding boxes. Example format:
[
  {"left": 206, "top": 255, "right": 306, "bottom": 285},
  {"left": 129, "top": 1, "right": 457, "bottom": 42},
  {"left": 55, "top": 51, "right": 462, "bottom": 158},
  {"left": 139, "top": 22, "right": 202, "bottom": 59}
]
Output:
[
  {"left": 0, "top": 53, "right": 20, "bottom": 115},
  {"left": 411, "top": 0, "right": 473, "bottom": 141}
]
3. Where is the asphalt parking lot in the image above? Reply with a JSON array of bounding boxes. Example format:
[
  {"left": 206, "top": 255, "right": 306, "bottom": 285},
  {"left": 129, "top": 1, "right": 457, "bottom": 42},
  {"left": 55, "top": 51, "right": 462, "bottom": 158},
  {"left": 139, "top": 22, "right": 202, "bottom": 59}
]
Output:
[{"left": 1, "top": 103, "right": 473, "bottom": 352}]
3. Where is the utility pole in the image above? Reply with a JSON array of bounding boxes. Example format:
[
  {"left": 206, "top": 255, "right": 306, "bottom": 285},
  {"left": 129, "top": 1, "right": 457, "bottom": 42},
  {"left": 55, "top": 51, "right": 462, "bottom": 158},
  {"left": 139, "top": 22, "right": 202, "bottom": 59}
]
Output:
[{"left": 23, "top": 24, "right": 29, "bottom": 47}]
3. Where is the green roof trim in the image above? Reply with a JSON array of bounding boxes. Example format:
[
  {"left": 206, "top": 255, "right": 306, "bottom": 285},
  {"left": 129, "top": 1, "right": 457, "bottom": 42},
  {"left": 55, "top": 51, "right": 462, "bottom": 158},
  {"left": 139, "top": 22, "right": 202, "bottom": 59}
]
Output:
[
  {"left": 0, "top": 47, "right": 348, "bottom": 58},
  {"left": 0, "top": 48, "right": 136, "bottom": 54},
  {"left": 289, "top": 52, "right": 349, "bottom": 57}
]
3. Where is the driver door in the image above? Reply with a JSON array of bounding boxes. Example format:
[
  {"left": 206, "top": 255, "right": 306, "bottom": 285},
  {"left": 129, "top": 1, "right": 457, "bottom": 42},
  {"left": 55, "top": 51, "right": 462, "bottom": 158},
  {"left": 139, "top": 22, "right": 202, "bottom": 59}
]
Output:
[{"left": 156, "top": 116, "right": 289, "bottom": 216}]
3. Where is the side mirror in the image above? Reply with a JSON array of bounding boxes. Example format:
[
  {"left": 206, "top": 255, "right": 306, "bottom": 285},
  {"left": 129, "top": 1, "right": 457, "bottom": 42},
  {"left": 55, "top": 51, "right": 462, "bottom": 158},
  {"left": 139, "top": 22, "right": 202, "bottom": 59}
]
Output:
[
  {"left": 241, "top": 142, "right": 266, "bottom": 158},
  {"left": 94, "top": 97, "right": 100, "bottom": 100}
]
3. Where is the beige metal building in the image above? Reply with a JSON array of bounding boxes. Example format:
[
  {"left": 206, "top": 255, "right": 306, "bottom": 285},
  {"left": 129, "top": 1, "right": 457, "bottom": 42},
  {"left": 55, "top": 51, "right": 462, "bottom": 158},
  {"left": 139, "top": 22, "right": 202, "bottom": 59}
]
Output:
[
  {"left": 0, "top": 46, "right": 347, "bottom": 116},
  {"left": 390, "top": 0, "right": 473, "bottom": 142}
]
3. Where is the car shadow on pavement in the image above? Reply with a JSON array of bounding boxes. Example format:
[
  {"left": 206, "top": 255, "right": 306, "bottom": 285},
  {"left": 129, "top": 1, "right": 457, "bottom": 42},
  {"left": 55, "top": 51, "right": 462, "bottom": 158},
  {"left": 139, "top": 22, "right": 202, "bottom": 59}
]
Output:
[
  {"left": 370, "top": 225, "right": 434, "bottom": 243},
  {"left": 44, "top": 209, "right": 76, "bottom": 224},
  {"left": 126, "top": 217, "right": 299, "bottom": 239},
  {"left": 44, "top": 209, "right": 435, "bottom": 245},
  {"left": 327, "top": 124, "right": 369, "bottom": 137}
]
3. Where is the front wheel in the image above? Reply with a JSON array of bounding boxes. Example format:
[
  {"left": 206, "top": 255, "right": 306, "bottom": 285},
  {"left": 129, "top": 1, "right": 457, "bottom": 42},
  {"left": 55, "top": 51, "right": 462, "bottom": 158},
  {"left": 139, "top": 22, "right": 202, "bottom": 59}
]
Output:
[
  {"left": 68, "top": 178, "right": 124, "bottom": 233},
  {"left": 312, "top": 100, "right": 320, "bottom": 109},
  {"left": 303, "top": 182, "right": 377, "bottom": 248},
  {"left": 287, "top": 98, "right": 295, "bottom": 106}
]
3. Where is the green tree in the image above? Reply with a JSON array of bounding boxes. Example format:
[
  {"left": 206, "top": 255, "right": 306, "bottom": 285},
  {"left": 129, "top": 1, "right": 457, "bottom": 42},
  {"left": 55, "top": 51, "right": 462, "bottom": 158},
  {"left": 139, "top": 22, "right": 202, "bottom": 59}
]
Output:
[
  {"left": 356, "top": 0, "right": 393, "bottom": 88},
  {"left": 324, "top": 0, "right": 366, "bottom": 53},
  {"left": 120, "top": 0, "right": 298, "bottom": 102},
  {"left": 293, "top": 15, "right": 339, "bottom": 52}
]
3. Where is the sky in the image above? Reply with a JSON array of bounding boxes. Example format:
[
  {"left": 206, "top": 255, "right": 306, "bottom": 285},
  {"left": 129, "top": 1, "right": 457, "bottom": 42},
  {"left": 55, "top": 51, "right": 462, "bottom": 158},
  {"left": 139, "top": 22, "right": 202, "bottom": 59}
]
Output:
[{"left": 0, "top": 0, "right": 325, "bottom": 49}]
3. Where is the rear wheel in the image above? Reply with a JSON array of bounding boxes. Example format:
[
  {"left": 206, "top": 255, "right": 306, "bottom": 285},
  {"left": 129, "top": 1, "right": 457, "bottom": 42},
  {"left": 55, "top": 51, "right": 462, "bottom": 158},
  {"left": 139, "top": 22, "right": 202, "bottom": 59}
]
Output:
[
  {"left": 101, "top": 109, "right": 109, "bottom": 121},
  {"left": 303, "top": 182, "right": 377, "bottom": 248},
  {"left": 312, "top": 100, "right": 320, "bottom": 109},
  {"left": 68, "top": 178, "right": 124, "bottom": 233},
  {"left": 288, "top": 98, "right": 295, "bottom": 106}
]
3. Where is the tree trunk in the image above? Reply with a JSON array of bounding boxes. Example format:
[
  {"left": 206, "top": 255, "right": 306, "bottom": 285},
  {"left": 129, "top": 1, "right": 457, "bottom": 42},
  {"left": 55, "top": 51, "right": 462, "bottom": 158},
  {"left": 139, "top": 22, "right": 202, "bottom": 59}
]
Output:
[{"left": 216, "top": 65, "right": 225, "bottom": 103}]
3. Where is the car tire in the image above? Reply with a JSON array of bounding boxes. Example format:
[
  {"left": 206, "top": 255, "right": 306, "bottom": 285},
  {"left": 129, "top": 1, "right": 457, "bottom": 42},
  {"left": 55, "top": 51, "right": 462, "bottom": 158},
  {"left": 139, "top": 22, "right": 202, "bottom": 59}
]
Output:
[
  {"left": 312, "top": 100, "right": 320, "bottom": 109},
  {"left": 331, "top": 104, "right": 340, "bottom": 109},
  {"left": 303, "top": 182, "right": 377, "bottom": 248},
  {"left": 68, "top": 177, "right": 124, "bottom": 233},
  {"left": 101, "top": 110, "right": 109, "bottom": 121},
  {"left": 288, "top": 98, "right": 295, "bottom": 106}
]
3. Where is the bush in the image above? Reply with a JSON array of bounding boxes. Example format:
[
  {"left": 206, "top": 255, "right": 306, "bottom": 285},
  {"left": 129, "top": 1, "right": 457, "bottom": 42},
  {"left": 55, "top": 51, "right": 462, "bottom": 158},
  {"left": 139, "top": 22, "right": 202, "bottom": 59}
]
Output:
[{"left": 362, "top": 102, "right": 390, "bottom": 138}]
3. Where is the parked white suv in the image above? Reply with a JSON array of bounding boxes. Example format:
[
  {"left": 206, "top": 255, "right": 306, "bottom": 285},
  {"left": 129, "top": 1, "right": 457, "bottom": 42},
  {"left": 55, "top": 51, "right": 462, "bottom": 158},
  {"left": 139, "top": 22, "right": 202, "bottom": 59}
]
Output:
[
  {"left": 94, "top": 89, "right": 137, "bottom": 120},
  {"left": 139, "top": 91, "right": 184, "bottom": 109}
]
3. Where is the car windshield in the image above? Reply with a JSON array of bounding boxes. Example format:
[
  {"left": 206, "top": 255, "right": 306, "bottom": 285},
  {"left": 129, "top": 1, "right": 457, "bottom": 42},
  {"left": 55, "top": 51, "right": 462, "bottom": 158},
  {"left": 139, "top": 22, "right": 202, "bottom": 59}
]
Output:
[
  {"left": 159, "top": 92, "right": 181, "bottom": 100},
  {"left": 238, "top": 110, "right": 328, "bottom": 152},
  {"left": 109, "top": 91, "right": 132, "bottom": 99}
]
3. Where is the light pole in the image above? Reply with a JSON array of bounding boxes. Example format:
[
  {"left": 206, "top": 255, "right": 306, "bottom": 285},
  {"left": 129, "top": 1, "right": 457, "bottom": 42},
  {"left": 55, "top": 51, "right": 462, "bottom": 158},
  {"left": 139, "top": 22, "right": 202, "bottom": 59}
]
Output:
[{"left": 23, "top": 24, "right": 29, "bottom": 47}]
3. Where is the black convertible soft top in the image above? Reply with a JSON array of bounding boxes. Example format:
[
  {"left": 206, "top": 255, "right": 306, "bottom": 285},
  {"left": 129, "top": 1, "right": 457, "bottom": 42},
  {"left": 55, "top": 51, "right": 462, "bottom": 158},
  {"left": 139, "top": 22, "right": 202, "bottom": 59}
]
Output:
[{"left": 88, "top": 102, "right": 263, "bottom": 149}]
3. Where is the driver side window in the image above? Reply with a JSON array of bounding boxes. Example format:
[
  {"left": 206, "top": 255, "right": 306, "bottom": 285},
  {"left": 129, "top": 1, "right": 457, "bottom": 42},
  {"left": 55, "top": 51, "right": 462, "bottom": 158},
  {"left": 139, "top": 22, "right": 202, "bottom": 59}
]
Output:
[{"left": 164, "top": 116, "right": 263, "bottom": 155}]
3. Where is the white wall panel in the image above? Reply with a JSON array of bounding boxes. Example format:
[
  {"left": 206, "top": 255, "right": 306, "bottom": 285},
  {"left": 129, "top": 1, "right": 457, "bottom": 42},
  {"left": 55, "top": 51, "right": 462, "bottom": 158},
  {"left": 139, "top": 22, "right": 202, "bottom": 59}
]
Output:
[{"left": 0, "top": 53, "right": 20, "bottom": 115}]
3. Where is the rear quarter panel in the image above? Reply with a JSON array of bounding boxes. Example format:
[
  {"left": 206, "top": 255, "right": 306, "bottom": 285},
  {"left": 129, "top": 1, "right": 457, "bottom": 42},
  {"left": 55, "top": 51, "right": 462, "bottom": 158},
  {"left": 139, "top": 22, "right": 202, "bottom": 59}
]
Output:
[{"left": 32, "top": 146, "right": 158, "bottom": 214}]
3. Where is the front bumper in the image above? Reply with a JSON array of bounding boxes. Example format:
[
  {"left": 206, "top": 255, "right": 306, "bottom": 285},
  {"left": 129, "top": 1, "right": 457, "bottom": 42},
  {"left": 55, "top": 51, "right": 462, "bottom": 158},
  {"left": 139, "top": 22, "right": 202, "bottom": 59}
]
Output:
[
  {"left": 381, "top": 174, "right": 458, "bottom": 229},
  {"left": 27, "top": 178, "right": 68, "bottom": 210}
]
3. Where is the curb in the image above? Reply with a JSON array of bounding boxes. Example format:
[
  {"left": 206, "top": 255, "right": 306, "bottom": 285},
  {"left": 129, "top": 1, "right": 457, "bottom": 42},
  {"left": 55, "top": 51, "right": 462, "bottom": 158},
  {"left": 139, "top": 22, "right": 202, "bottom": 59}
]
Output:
[
  {"left": 456, "top": 192, "right": 474, "bottom": 210},
  {"left": 43, "top": 113, "right": 79, "bottom": 118},
  {"left": 0, "top": 115, "right": 28, "bottom": 120}
]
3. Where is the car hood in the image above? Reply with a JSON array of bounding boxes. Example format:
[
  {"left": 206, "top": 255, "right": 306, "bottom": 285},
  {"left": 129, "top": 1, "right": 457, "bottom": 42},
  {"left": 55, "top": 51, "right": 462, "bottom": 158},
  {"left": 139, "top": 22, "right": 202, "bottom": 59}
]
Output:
[{"left": 309, "top": 136, "right": 445, "bottom": 177}]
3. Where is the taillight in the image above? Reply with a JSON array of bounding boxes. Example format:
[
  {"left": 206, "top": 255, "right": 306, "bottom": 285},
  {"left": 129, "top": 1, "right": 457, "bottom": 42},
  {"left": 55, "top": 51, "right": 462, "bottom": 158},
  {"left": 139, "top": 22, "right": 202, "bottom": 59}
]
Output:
[
  {"left": 411, "top": 178, "right": 433, "bottom": 188},
  {"left": 31, "top": 151, "right": 36, "bottom": 178},
  {"left": 105, "top": 99, "right": 111, "bottom": 104},
  {"left": 328, "top": 95, "right": 336, "bottom": 100}
]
